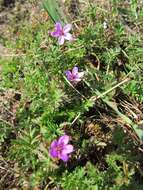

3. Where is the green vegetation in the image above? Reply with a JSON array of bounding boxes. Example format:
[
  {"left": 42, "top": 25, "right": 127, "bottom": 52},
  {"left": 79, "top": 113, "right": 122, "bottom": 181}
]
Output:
[{"left": 0, "top": 0, "right": 143, "bottom": 189}]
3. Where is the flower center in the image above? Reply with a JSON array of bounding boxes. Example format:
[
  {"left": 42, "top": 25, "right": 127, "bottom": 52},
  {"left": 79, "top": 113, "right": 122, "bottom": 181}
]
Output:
[
  {"left": 59, "top": 29, "right": 64, "bottom": 36},
  {"left": 72, "top": 73, "right": 78, "bottom": 80},
  {"left": 56, "top": 144, "right": 63, "bottom": 153}
]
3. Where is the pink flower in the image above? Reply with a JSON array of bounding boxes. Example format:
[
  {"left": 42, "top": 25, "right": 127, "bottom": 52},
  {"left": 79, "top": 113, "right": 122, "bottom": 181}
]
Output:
[
  {"left": 65, "top": 66, "right": 84, "bottom": 83},
  {"left": 50, "top": 22, "right": 73, "bottom": 45},
  {"left": 49, "top": 135, "right": 74, "bottom": 162}
]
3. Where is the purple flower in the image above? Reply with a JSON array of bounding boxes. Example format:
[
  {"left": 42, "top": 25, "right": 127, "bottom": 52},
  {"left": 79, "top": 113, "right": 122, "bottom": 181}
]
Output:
[
  {"left": 49, "top": 135, "right": 74, "bottom": 162},
  {"left": 50, "top": 22, "right": 73, "bottom": 45},
  {"left": 65, "top": 66, "right": 84, "bottom": 83}
]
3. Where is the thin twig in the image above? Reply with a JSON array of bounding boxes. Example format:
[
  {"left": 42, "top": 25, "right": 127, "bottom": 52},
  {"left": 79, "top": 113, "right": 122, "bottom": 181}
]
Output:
[
  {"left": 71, "top": 113, "right": 81, "bottom": 126},
  {"left": 71, "top": 77, "right": 130, "bottom": 125},
  {"left": 90, "top": 77, "right": 130, "bottom": 101},
  {"left": 0, "top": 87, "right": 22, "bottom": 95},
  {"left": 64, "top": 76, "right": 86, "bottom": 99},
  {"left": 1, "top": 53, "right": 26, "bottom": 57},
  {"left": 0, "top": 118, "right": 14, "bottom": 127}
]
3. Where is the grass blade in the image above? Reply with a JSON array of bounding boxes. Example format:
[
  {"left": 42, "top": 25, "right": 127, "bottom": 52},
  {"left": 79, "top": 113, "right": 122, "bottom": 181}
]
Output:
[{"left": 42, "top": 0, "right": 65, "bottom": 24}]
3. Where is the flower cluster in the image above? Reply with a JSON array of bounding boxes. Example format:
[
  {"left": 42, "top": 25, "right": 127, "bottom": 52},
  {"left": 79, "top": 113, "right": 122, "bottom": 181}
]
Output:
[{"left": 49, "top": 22, "right": 84, "bottom": 162}]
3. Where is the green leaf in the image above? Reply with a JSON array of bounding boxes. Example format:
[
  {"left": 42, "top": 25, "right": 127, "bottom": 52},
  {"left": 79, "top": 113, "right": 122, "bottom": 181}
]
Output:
[{"left": 42, "top": 0, "right": 65, "bottom": 24}]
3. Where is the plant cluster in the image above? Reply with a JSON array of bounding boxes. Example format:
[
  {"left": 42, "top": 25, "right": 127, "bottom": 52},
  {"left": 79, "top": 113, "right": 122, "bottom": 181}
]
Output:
[{"left": 0, "top": 0, "right": 143, "bottom": 189}]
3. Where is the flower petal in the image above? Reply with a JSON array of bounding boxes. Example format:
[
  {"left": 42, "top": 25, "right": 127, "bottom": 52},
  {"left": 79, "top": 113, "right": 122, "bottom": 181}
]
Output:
[
  {"left": 62, "top": 145, "right": 74, "bottom": 154},
  {"left": 49, "top": 148, "right": 58, "bottom": 158},
  {"left": 64, "top": 33, "right": 73, "bottom": 41},
  {"left": 72, "top": 66, "right": 78, "bottom": 76},
  {"left": 50, "top": 140, "right": 58, "bottom": 148},
  {"left": 60, "top": 153, "right": 69, "bottom": 162},
  {"left": 63, "top": 24, "right": 72, "bottom": 33},
  {"left": 73, "top": 78, "right": 81, "bottom": 82},
  {"left": 50, "top": 22, "right": 62, "bottom": 37},
  {"left": 78, "top": 72, "right": 84, "bottom": 79},
  {"left": 50, "top": 31, "right": 60, "bottom": 37},
  {"left": 58, "top": 36, "right": 65, "bottom": 45},
  {"left": 49, "top": 140, "right": 58, "bottom": 158},
  {"left": 55, "top": 22, "right": 62, "bottom": 32},
  {"left": 65, "top": 70, "right": 72, "bottom": 80},
  {"left": 58, "top": 135, "right": 69, "bottom": 145}
]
